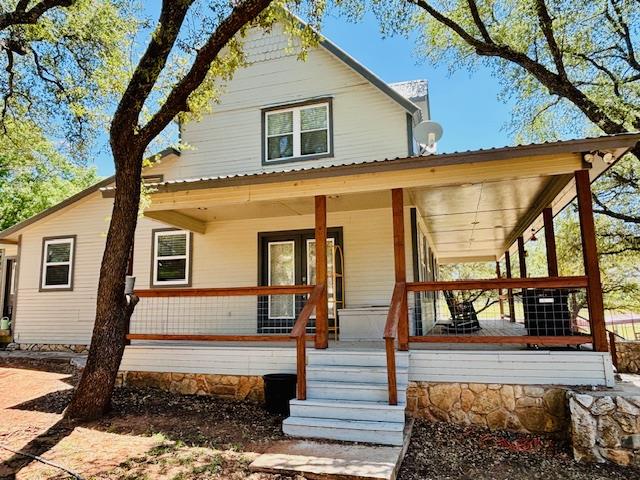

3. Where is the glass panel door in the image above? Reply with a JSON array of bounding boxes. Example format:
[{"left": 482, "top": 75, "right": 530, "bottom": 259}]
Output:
[
  {"left": 267, "top": 240, "right": 296, "bottom": 321},
  {"left": 306, "top": 238, "right": 336, "bottom": 318}
]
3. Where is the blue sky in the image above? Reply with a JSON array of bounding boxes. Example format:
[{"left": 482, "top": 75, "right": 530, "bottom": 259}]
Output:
[{"left": 93, "top": 10, "right": 515, "bottom": 176}]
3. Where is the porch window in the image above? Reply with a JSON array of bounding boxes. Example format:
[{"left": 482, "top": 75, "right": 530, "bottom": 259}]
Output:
[
  {"left": 40, "top": 236, "right": 75, "bottom": 290},
  {"left": 263, "top": 100, "right": 332, "bottom": 163},
  {"left": 153, "top": 230, "right": 191, "bottom": 286}
]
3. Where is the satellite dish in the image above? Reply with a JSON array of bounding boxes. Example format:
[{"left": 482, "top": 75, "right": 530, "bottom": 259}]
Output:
[{"left": 413, "top": 120, "right": 443, "bottom": 147}]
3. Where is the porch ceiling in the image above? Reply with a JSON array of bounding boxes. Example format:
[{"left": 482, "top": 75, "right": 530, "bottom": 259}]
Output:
[
  {"left": 166, "top": 190, "right": 393, "bottom": 222},
  {"left": 410, "top": 173, "right": 572, "bottom": 264}
]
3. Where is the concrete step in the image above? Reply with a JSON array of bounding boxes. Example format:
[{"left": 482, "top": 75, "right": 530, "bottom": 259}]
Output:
[
  {"left": 307, "top": 350, "right": 410, "bottom": 368},
  {"left": 282, "top": 416, "right": 405, "bottom": 446},
  {"left": 307, "top": 380, "right": 408, "bottom": 403},
  {"left": 289, "top": 398, "right": 406, "bottom": 423},
  {"left": 307, "top": 365, "right": 408, "bottom": 384}
]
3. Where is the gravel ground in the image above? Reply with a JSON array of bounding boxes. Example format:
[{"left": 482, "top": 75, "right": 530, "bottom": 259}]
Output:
[{"left": 398, "top": 419, "right": 636, "bottom": 480}]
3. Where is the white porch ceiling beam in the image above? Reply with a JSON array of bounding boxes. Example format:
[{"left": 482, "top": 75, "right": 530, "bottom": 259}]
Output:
[{"left": 144, "top": 210, "right": 207, "bottom": 234}]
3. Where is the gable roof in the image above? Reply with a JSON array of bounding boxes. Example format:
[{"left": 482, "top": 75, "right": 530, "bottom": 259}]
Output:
[
  {"left": 316, "top": 36, "right": 422, "bottom": 119},
  {"left": 0, "top": 147, "right": 179, "bottom": 240}
]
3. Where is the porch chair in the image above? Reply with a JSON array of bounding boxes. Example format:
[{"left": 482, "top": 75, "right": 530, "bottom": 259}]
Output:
[{"left": 442, "top": 290, "right": 482, "bottom": 333}]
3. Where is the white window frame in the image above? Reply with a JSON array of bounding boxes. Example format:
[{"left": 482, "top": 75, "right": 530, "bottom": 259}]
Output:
[
  {"left": 264, "top": 101, "right": 331, "bottom": 162},
  {"left": 153, "top": 230, "right": 190, "bottom": 286},
  {"left": 41, "top": 237, "right": 75, "bottom": 290}
]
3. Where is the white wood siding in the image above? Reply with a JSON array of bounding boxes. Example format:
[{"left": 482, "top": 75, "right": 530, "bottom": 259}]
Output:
[
  {"left": 171, "top": 25, "right": 410, "bottom": 181},
  {"left": 120, "top": 346, "right": 613, "bottom": 387},
  {"left": 409, "top": 350, "right": 615, "bottom": 387},
  {"left": 121, "top": 345, "right": 297, "bottom": 376},
  {"left": 13, "top": 190, "right": 414, "bottom": 344}
]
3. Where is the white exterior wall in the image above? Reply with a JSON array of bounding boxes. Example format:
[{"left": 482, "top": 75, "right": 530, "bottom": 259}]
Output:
[
  {"left": 120, "top": 346, "right": 614, "bottom": 387},
  {"left": 13, "top": 188, "right": 414, "bottom": 344},
  {"left": 171, "top": 25, "right": 410, "bottom": 180}
]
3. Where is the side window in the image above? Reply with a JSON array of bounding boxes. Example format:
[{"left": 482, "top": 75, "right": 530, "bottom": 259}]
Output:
[
  {"left": 263, "top": 99, "right": 332, "bottom": 164},
  {"left": 152, "top": 230, "right": 191, "bottom": 286},
  {"left": 41, "top": 236, "right": 75, "bottom": 290}
]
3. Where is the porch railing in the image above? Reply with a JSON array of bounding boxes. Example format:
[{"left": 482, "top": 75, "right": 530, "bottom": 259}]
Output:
[
  {"left": 127, "top": 284, "right": 322, "bottom": 400},
  {"left": 129, "top": 285, "right": 315, "bottom": 341},
  {"left": 290, "top": 283, "right": 325, "bottom": 400},
  {"left": 382, "top": 275, "right": 596, "bottom": 405},
  {"left": 407, "top": 276, "right": 592, "bottom": 345},
  {"left": 383, "top": 282, "right": 406, "bottom": 405}
]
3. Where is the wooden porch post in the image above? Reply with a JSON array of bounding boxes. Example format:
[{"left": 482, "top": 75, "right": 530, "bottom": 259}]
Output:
[
  {"left": 543, "top": 207, "right": 559, "bottom": 277},
  {"left": 575, "top": 170, "right": 608, "bottom": 352},
  {"left": 517, "top": 236, "right": 527, "bottom": 278},
  {"left": 504, "top": 250, "right": 516, "bottom": 322},
  {"left": 392, "top": 188, "right": 409, "bottom": 351},
  {"left": 315, "top": 195, "right": 328, "bottom": 349},
  {"left": 496, "top": 260, "right": 505, "bottom": 319}
]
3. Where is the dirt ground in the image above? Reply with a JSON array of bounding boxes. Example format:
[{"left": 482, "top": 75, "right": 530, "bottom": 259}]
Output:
[{"left": 1, "top": 358, "right": 638, "bottom": 479}]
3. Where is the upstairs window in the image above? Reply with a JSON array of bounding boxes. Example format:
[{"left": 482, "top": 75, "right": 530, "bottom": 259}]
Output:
[
  {"left": 41, "top": 236, "right": 75, "bottom": 290},
  {"left": 152, "top": 229, "right": 191, "bottom": 286},
  {"left": 263, "top": 100, "right": 332, "bottom": 163}
]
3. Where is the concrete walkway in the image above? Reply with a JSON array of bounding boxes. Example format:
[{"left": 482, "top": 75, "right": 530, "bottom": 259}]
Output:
[{"left": 0, "top": 350, "right": 86, "bottom": 368}]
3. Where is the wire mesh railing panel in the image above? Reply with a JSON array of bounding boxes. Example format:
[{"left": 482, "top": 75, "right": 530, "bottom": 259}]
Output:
[
  {"left": 408, "top": 286, "right": 592, "bottom": 339},
  {"left": 130, "top": 294, "right": 313, "bottom": 337}
]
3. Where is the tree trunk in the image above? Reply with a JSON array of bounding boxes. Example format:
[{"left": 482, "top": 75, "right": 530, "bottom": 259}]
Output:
[{"left": 64, "top": 144, "right": 143, "bottom": 420}]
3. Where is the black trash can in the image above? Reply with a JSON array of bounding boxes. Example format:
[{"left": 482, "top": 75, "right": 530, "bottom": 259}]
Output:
[{"left": 263, "top": 373, "right": 297, "bottom": 415}]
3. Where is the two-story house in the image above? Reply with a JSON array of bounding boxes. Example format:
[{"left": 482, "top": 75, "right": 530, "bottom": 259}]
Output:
[{"left": 0, "top": 21, "right": 636, "bottom": 445}]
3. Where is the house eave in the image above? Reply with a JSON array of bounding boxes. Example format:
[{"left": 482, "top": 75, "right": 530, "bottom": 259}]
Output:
[
  {"left": 0, "top": 147, "right": 180, "bottom": 240},
  {"left": 100, "top": 133, "right": 640, "bottom": 197}
]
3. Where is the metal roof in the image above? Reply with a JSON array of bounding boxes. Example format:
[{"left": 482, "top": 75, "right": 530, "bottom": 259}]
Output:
[
  {"left": 97, "top": 132, "right": 640, "bottom": 195},
  {"left": 0, "top": 148, "right": 180, "bottom": 239},
  {"left": 389, "top": 80, "right": 428, "bottom": 102}
]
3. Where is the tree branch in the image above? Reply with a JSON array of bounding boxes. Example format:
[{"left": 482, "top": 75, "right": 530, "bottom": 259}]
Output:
[
  {"left": 0, "top": 0, "right": 75, "bottom": 30},
  {"left": 534, "top": 0, "right": 566, "bottom": 78},
  {"left": 592, "top": 193, "right": 640, "bottom": 224},
  {"left": 110, "top": 0, "right": 194, "bottom": 151},
  {"left": 607, "top": 0, "right": 640, "bottom": 74},
  {"left": 408, "top": 0, "right": 630, "bottom": 135},
  {"left": 466, "top": 0, "right": 493, "bottom": 43},
  {"left": 139, "top": 0, "right": 273, "bottom": 145}
]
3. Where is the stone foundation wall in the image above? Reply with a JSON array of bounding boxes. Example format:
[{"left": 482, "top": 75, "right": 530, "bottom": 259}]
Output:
[
  {"left": 9, "top": 343, "right": 89, "bottom": 354},
  {"left": 569, "top": 390, "right": 640, "bottom": 466},
  {"left": 117, "top": 371, "right": 264, "bottom": 403},
  {"left": 617, "top": 341, "right": 640, "bottom": 374},
  {"left": 407, "top": 381, "right": 568, "bottom": 436}
]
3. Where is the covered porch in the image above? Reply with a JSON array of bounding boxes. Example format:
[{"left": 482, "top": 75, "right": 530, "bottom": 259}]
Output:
[{"left": 109, "top": 134, "right": 640, "bottom": 402}]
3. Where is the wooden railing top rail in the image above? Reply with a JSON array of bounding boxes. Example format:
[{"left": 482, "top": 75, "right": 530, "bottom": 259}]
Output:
[
  {"left": 407, "top": 276, "right": 588, "bottom": 292},
  {"left": 290, "top": 284, "right": 325, "bottom": 338},
  {"left": 135, "top": 284, "right": 314, "bottom": 298},
  {"left": 291, "top": 283, "right": 324, "bottom": 401},
  {"left": 384, "top": 282, "right": 406, "bottom": 339}
]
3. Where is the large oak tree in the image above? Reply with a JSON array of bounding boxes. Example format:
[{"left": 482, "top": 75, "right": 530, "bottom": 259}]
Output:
[{"left": 64, "top": 0, "right": 325, "bottom": 420}]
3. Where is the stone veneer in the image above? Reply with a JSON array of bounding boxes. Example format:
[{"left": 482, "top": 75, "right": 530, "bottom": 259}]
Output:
[
  {"left": 617, "top": 341, "right": 640, "bottom": 374},
  {"left": 569, "top": 390, "right": 640, "bottom": 466},
  {"left": 116, "top": 371, "right": 265, "bottom": 403},
  {"left": 9, "top": 343, "right": 89, "bottom": 354},
  {"left": 406, "top": 381, "right": 568, "bottom": 435}
]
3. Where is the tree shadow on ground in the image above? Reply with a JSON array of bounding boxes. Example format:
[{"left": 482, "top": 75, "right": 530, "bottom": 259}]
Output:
[
  {"left": 9, "top": 386, "right": 285, "bottom": 452},
  {"left": 9, "top": 387, "right": 74, "bottom": 414},
  {"left": 0, "top": 419, "right": 77, "bottom": 479}
]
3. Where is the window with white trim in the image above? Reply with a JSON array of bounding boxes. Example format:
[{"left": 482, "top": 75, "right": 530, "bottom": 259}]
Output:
[
  {"left": 41, "top": 237, "right": 75, "bottom": 289},
  {"left": 153, "top": 230, "right": 190, "bottom": 286},
  {"left": 264, "top": 101, "right": 331, "bottom": 162}
]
